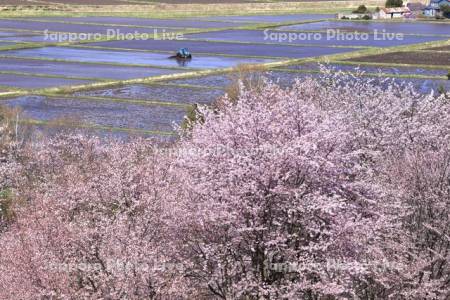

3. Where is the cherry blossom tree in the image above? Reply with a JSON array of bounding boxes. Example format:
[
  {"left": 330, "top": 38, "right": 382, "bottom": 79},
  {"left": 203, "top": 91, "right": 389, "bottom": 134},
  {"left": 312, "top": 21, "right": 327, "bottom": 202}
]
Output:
[
  {"left": 0, "top": 136, "right": 188, "bottom": 299},
  {"left": 174, "top": 71, "right": 450, "bottom": 299}
]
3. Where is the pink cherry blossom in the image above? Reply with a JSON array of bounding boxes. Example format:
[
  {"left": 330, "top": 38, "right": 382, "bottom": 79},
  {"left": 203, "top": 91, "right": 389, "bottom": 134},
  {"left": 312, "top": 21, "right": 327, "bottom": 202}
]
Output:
[{"left": 0, "top": 70, "right": 448, "bottom": 299}]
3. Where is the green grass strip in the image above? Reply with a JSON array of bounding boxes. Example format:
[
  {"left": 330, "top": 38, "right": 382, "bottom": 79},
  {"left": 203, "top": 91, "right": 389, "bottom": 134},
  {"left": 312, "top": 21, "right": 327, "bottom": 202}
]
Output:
[
  {"left": 0, "top": 27, "right": 45, "bottom": 34},
  {"left": 0, "top": 90, "right": 29, "bottom": 99},
  {"left": 414, "top": 49, "right": 450, "bottom": 54},
  {"left": 0, "top": 83, "right": 24, "bottom": 92},
  {"left": 0, "top": 42, "right": 50, "bottom": 51}
]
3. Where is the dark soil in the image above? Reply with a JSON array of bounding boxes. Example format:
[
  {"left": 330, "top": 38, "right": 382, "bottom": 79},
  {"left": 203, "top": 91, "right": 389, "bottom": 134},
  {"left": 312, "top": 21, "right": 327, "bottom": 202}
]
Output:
[
  {"left": 1, "top": 0, "right": 273, "bottom": 4},
  {"left": 0, "top": 0, "right": 50, "bottom": 5},
  {"left": 346, "top": 51, "right": 450, "bottom": 67},
  {"left": 1, "top": 0, "right": 346, "bottom": 5},
  {"left": 428, "top": 45, "right": 450, "bottom": 51},
  {"left": 196, "top": 13, "right": 334, "bottom": 23},
  {"left": 285, "top": 62, "right": 449, "bottom": 77},
  {"left": 1, "top": 0, "right": 139, "bottom": 5}
]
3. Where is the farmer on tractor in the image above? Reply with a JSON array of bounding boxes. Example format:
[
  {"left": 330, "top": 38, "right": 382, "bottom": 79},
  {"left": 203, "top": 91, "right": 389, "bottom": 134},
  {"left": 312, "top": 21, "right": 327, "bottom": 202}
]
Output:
[{"left": 170, "top": 48, "right": 192, "bottom": 60}]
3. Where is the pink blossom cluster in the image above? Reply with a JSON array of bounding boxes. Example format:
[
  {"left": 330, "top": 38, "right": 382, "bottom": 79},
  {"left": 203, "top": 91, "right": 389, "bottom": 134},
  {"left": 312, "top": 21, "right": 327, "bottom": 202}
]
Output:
[{"left": 0, "top": 72, "right": 449, "bottom": 299}]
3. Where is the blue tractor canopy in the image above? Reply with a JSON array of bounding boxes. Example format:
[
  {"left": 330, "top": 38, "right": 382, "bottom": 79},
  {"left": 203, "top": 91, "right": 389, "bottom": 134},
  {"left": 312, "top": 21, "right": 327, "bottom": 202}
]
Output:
[{"left": 175, "top": 48, "right": 192, "bottom": 59}]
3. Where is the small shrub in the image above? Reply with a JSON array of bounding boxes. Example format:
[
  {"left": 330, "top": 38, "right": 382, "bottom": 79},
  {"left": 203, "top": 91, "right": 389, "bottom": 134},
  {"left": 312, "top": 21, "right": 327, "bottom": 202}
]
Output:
[
  {"left": 441, "top": 4, "right": 450, "bottom": 18},
  {"left": 353, "top": 4, "right": 368, "bottom": 13},
  {"left": 180, "top": 64, "right": 267, "bottom": 132},
  {"left": 0, "top": 106, "right": 26, "bottom": 232},
  {"left": 385, "top": 0, "right": 403, "bottom": 7},
  {"left": 0, "top": 189, "right": 14, "bottom": 231},
  {"left": 0, "top": 106, "right": 21, "bottom": 157},
  {"left": 180, "top": 103, "right": 204, "bottom": 131},
  {"left": 219, "top": 63, "right": 267, "bottom": 107}
]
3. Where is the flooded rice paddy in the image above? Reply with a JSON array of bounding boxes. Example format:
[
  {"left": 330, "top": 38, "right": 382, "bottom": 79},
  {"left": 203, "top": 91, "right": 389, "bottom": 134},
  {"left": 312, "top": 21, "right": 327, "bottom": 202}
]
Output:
[
  {"left": 0, "top": 57, "right": 184, "bottom": 80},
  {"left": 0, "top": 73, "right": 93, "bottom": 89},
  {"left": 5, "top": 95, "right": 187, "bottom": 132},
  {"left": 3, "top": 47, "right": 275, "bottom": 69},
  {"left": 186, "top": 29, "right": 447, "bottom": 47},
  {"left": 74, "top": 84, "right": 226, "bottom": 105},
  {"left": 88, "top": 39, "right": 355, "bottom": 58}
]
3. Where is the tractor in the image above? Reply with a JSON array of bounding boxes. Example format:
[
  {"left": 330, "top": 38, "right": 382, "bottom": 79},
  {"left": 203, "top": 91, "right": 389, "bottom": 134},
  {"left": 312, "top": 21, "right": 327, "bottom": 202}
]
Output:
[{"left": 170, "top": 48, "right": 192, "bottom": 60}]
